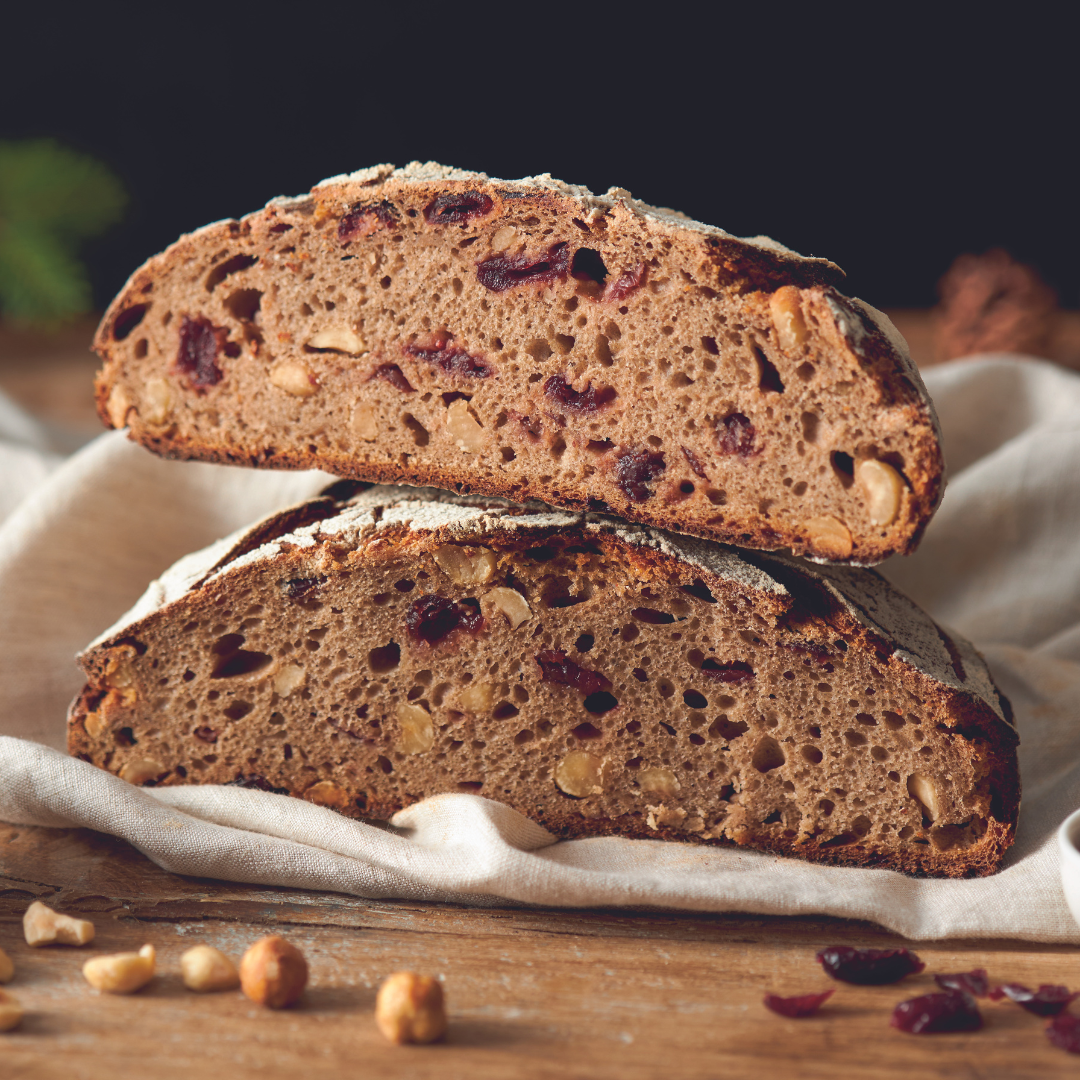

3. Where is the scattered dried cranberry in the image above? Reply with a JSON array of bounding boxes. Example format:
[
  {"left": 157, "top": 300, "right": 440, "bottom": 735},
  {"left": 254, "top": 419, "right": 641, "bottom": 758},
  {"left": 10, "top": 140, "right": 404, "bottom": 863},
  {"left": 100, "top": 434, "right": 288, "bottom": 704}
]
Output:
[
  {"left": 614, "top": 449, "right": 666, "bottom": 502},
  {"left": 535, "top": 650, "right": 611, "bottom": 696},
  {"left": 338, "top": 200, "right": 397, "bottom": 241},
  {"left": 423, "top": 191, "right": 494, "bottom": 224},
  {"left": 176, "top": 315, "right": 227, "bottom": 390},
  {"left": 700, "top": 659, "right": 755, "bottom": 683},
  {"left": 405, "top": 594, "right": 483, "bottom": 645},
  {"left": 763, "top": 990, "right": 833, "bottom": 1018},
  {"left": 281, "top": 576, "right": 326, "bottom": 600},
  {"left": 544, "top": 374, "right": 617, "bottom": 414},
  {"left": 604, "top": 261, "right": 646, "bottom": 302},
  {"left": 681, "top": 445, "right": 709, "bottom": 479},
  {"left": 404, "top": 335, "right": 491, "bottom": 379},
  {"left": 373, "top": 363, "right": 415, "bottom": 392},
  {"left": 934, "top": 970, "right": 990, "bottom": 997},
  {"left": 989, "top": 983, "right": 1079, "bottom": 1016},
  {"left": 816, "top": 947, "right": 925, "bottom": 985},
  {"left": 891, "top": 990, "right": 982, "bottom": 1034},
  {"left": 717, "top": 412, "right": 757, "bottom": 456},
  {"left": 477, "top": 242, "right": 570, "bottom": 292},
  {"left": 1047, "top": 1012, "right": 1080, "bottom": 1053}
]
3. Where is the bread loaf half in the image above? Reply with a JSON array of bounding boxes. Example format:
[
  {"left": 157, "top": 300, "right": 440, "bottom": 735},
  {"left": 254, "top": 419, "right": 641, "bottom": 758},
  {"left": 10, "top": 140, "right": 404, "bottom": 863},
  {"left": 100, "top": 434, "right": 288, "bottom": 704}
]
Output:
[
  {"left": 94, "top": 162, "right": 942, "bottom": 564},
  {"left": 68, "top": 485, "right": 1017, "bottom": 877}
]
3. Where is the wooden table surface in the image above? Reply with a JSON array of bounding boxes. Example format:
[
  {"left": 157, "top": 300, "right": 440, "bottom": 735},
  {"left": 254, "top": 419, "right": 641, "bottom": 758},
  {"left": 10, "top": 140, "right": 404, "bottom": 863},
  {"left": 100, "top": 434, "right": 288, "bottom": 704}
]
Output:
[
  {"left": 2, "top": 319, "right": 1080, "bottom": 1076},
  {"left": 1, "top": 822, "right": 1078, "bottom": 1078}
]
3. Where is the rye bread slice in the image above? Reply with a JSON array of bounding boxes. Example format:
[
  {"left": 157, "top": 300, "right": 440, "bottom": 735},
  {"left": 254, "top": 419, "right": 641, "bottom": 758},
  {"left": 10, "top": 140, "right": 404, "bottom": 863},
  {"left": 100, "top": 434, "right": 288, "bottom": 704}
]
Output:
[
  {"left": 94, "top": 162, "right": 942, "bottom": 565},
  {"left": 68, "top": 485, "right": 1017, "bottom": 878}
]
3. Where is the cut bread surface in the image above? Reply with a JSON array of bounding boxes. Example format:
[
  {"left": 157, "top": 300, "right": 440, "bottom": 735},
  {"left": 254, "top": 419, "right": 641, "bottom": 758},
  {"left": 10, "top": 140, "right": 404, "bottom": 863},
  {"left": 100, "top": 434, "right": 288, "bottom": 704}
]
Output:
[
  {"left": 69, "top": 486, "right": 1017, "bottom": 878},
  {"left": 94, "top": 162, "right": 942, "bottom": 565}
]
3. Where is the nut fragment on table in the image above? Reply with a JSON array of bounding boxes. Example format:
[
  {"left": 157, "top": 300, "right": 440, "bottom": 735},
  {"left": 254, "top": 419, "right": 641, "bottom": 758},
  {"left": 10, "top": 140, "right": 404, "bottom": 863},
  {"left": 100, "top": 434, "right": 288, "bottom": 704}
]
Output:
[
  {"left": 83, "top": 944, "right": 155, "bottom": 994},
  {"left": 181, "top": 945, "right": 240, "bottom": 993},
  {"left": 0, "top": 947, "right": 13, "bottom": 983},
  {"left": 0, "top": 988, "right": 23, "bottom": 1031},
  {"left": 23, "top": 901, "right": 96, "bottom": 947},
  {"left": 375, "top": 972, "right": 447, "bottom": 1044},
  {"left": 239, "top": 935, "right": 308, "bottom": 1008}
]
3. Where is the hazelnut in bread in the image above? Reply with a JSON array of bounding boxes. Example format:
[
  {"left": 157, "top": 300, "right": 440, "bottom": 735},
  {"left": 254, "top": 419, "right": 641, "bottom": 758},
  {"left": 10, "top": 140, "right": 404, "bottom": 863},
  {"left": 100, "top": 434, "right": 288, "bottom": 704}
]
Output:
[
  {"left": 68, "top": 485, "right": 1018, "bottom": 877},
  {"left": 94, "top": 163, "right": 943, "bottom": 565}
]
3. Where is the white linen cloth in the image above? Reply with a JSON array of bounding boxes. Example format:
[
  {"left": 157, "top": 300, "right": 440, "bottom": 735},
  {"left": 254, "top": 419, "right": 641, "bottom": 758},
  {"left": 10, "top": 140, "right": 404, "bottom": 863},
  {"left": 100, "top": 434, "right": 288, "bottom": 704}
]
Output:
[{"left": 3, "top": 357, "right": 1080, "bottom": 942}]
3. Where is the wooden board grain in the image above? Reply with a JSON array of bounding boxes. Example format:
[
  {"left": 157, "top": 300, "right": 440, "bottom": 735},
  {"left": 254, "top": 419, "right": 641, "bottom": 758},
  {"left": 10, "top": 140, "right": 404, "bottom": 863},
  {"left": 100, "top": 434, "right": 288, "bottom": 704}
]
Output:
[{"left": 1, "top": 823, "right": 1078, "bottom": 1078}]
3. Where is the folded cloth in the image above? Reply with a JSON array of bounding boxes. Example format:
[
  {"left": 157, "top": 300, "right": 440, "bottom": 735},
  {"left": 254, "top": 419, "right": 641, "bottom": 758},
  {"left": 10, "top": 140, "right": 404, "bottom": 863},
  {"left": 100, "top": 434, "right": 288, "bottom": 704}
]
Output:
[{"left": 3, "top": 357, "right": 1080, "bottom": 942}]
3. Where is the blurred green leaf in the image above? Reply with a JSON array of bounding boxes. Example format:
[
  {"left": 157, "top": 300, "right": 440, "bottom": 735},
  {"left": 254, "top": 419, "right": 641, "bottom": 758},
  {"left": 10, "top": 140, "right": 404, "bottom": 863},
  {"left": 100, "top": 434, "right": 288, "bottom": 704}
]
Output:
[{"left": 0, "top": 139, "right": 126, "bottom": 323}]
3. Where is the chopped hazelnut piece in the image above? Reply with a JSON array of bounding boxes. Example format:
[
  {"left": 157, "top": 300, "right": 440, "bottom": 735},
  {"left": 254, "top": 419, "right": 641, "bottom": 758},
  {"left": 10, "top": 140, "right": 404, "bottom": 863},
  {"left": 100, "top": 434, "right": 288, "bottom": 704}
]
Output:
[
  {"left": 307, "top": 327, "right": 366, "bottom": 354},
  {"left": 434, "top": 545, "right": 497, "bottom": 585},
  {"left": 907, "top": 772, "right": 942, "bottom": 822},
  {"left": 106, "top": 383, "right": 132, "bottom": 429},
  {"left": 638, "top": 767, "right": 680, "bottom": 796},
  {"left": 119, "top": 757, "right": 166, "bottom": 785},
  {"left": 23, "top": 901, "right": 95, "bottom": 947},
  {"left": 143, "top": 377, "right": 172, "bottom": 425},
  {"left": 352, "top": 402, "right": 379, "bottom": 441},
  {"left": 273, "top": 662, "right": 306, "bottom": 697},
  {"left": 181, "top": 945, "right": 240, "bottom": 993},
  {"left": 83, "top": 944, "right": 155, "bottom": 994},
  {"left": 0, "top": 947, "right": 14, "bottom": 983},
  {"left": 483, "top": 587, "right": 532, "bottom": 629},
  {"left": 804, "top": 515, "right": 853, "bottom": 559},
  {"left": 396, "top": 702, "right": 434, "bottom": 754},
  {"left": 270, "top": 361, "right": 319, "bottom": 397},
  {"left": 857, "top": 458, "right": 905, "bottom": 526},
  {"left": 304, "top": 780, "right": 349, "bottom": 807},
  {"left": 0, "top": 988, "right": 23, "bottom": 1031},
  {"left": 555, "top": 751, "right": 604, "bottom": 797},
  {"left": 458, "top": 681, "right": 494, "bottom": 713},
  {"left": 445, "top": 398, "right": 485, "bottom": 453},
  {"left": 770, "top": 285, "right": 808, "bottom": 351}
]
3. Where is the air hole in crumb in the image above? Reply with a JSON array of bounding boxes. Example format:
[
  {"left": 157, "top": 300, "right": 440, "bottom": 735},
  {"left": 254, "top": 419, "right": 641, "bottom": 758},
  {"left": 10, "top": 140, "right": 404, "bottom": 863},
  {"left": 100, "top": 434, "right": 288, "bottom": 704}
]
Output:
[
  {"left": 368, "top": 642, "right": 400, "bottom": 672},
  {"left": 493, "top": 702, "right": 519, "bottom": 720},
  {"left": 584, "top": 691, "right": 618, "bottom": 715},
  {"left": 575, "top": 633, "right": 595, "bottom": 653},
  {"left": 657, "top": 679, "right": 675, "bottom": 699},
  {"left": 754, "top": 347, "right": 784, "bottom": 393},
  {"left": 500, "top": 447, "right": 516, "bottom": 463},
  {"left": 572, "top": 722, "right": 603, "bottom": 740},
  {"left": 796, "top": 362, "right": 815, "bottom": 381},
  {"left": 514, "top": 729, "right": 534, "bottom": 745},
  {"left": 377, "top": 756, "right": 393, "bottom": 774},
  {"left": 457, "top": 780, "right": 482, "bottom": 793},
  {"left": 801, "top": 745, "right": 823, "bottom": 764},
  {"left": 632, "top": 667, "right": 647, "bottom": 682},
  {"left": 832, "top": 451, "right": 855, "bottom": 488},
  {"left": 403, "top": 413, "right": 429, "bottom": 446},
  {"left": 683, "top": 689, "right": 707, "bottom": 709},
  {"left": 752, "top": 736, "right": 785, "bottom": 772},
  {"left": 394, "top": 579, "right": 414, "bottom": 592},
  {"left": 225, "top": 288, "right": 263, "bottom": 322},
  {"left": 224, "top": 700, "right": 252, "bottom": 720},
  {"left": 818, "top": 798, "right": 835, "bottom": 816},
  {"left": 679, "top": 481, "right": 695, "bottom": 495}
]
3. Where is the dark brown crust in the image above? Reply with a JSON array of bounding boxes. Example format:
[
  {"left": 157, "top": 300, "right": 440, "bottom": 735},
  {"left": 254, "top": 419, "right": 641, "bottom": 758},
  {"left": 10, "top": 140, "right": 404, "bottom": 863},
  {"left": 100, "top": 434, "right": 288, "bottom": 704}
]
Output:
[
  {"left": 68, "top": 504, "right": 1017, "bottom": 879},
  {"left": 92, "top": 167, "right": 943, "bottom": 565}
]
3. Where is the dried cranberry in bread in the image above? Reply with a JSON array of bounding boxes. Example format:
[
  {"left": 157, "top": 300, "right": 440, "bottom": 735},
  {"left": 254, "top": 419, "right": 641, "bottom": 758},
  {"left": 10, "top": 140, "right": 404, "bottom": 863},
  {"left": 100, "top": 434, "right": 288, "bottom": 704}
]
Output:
[
  {"left": 68, "top": 485, "right": 1017, "bottom": 877},
  {"left": 94, "top": 162, "right": 942, "bottom": 565}
]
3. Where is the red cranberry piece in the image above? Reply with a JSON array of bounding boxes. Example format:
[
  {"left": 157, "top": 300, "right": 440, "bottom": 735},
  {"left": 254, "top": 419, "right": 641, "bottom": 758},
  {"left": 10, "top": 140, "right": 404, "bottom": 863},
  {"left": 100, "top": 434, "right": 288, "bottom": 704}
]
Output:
[
  {"left": 631, "top": 608, "right": 675, "bottom": 625},
  {"left": 989, "top": 983, "right": 1079, "bottom": 1016},
  {"left": 614, "top": 449, "right": 666, "bottom": 502},
  {"left": 681, "top": 445, "right": 709, "bottom": 479},
  {"left": 535, "top": 650, "right": 611, "bottom": 696},
  {"left": 763, "top": 990, "right": 833, "bottom": 1018},
  {"left": 1048, "top": 1013, "right": 1080, "bottom": 1054},
  {"left": 338, "top": 201, "right": 397, "bottom": 242},
  {"left": 891, "top": 990, "right": 982, "bottom": 1034},
  {"left": 193, "top": 726, "right": 219, "bottom": 744},
  {"left": 373, "top": 363, "right": 415, "bottom": 392},
  {"left": 423, "top": 191, "right": 494, "bottom": 224},
  {"left": 816, "top": 946, "right": 925, "bottom": 985},
  {"left": 544, "top": 374, "right": 617, "bottom": 414},
  {"left": 604, "top": 261, "right": 646, "bottom": 302},
  {"left": 477, "top": 242, "right": 570, "bottom": 292},
  {"left": 700, "top": 659, "right": 755, "bottom": 683},
  {"left": 934, "top": 970, "right": 989, "bottom": 997},
  {"left": 404, "top": 335, "right": 492, "bottom": 379},
  {"left": 281, "top": 576, "right": 327, "bottom": 600},
  {"left": 406, "top": 594, "right": 483, "bottom": 645},
  {"left": 717, "top": 412, "right": 757, "bottom": 456},
  {"left": 176, "top": 315, "right": 227, "bottom": 390}
]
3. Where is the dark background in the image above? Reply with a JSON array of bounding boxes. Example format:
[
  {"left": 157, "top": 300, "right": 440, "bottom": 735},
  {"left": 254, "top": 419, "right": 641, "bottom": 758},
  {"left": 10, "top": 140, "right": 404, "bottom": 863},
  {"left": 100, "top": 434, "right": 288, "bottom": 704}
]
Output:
[{"left": 3, "top": 6, "right": 1075, "bottom": 311}]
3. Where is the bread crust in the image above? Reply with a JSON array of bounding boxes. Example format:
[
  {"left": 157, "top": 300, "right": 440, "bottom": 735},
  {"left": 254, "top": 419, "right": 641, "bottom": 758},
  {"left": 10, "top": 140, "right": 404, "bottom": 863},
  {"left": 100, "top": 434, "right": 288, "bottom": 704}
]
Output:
[
  {"left": 68, "top": 488, "right": 1017, "bottom": 878},
  {"left": 92, "top": 163, "right": 943, "bottom": 565}
]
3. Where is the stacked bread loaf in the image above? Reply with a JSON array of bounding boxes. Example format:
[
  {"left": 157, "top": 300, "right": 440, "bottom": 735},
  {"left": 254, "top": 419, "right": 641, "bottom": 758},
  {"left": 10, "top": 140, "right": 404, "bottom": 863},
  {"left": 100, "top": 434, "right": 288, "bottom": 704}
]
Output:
[{"left": 70, "top": 163, "right": 1019, "bottom": 876}]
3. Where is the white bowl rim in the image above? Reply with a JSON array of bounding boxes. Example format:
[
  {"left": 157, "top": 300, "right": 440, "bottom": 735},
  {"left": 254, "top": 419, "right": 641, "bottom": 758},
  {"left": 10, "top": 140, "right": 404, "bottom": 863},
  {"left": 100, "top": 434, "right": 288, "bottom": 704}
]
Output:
[{"left": 1056, "top": 806, "right": 1080, "bottom": 869}]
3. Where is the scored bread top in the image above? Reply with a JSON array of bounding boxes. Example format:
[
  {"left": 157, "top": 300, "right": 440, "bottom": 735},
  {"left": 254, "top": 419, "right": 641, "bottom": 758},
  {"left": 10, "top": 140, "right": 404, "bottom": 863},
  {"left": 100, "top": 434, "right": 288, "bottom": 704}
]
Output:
[
  {"left": 94, "top": 162, "right": 944, "bottom": 566},
  {"left": 89, "top": 485, "right": 1011, "bottom": 736}
]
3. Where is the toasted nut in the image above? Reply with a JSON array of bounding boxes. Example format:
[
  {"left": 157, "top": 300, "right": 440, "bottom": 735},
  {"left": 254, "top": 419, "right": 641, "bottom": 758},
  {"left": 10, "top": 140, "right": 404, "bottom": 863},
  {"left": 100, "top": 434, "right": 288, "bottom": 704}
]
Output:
[
  {"left": 270, "top": 361, "right": 319, "bottom": 397},
  {"left": 907, "top": 772, "right": 942, "bottom": 822},
  {"left": 646, "top": 804, "right": 688, "bottom": 830},
  {"left": 119, "top": 757, "right": 166, "bottom": 785},
  {"left": 638, "top": 767, "right": 680, "bottom": 796},
  {"left": 104, "top": 649, "right": 136, "bottom": 689},
  {"left": 23, "top": 901, "right": 95, "bottom": 947},
  {"left": 106, "top": 383, "right": 132, "bottom": 429},
  {"left": 83, "top": 944, "right": 155, "bottom": 994},
  {"left": 0, "top": 988, "right": 23, "bottom": 1032},
  {"left": 445, "top": 398, "right": 485, "bottom": 453},
  {"left": 376, "top": 972, "right": 447, "bottom": 1045},
  {"left": 483, "top": 587, "right": 532, "bottom": 629},
  {"left": 856, "top": 458, "right": 905, "bottom": 526},
  {"left": 273, "top": 662, "right": 306, "bottom": 697},
  {"left": 84, "top": 710, "right": 109, "bottom": 739},
  {"left": 396, "top": 703, "right": 434, "bottom": 754},
  {"left": 0, "top": 947, "right": 13, "bottom": 983},
  {"left": 434, "top": 544, "right": 497, "bottom": 585},
  {"left": 458, "top": 681, "right": 494, "bottom": 713},
  {"left": 304, "top": 780, "right": 349, "bottom": 808},
  {"left": 804, "top": 515, "right": 853, "bottom": 559},
  {"left": 490, "top": 226, "right": 517, "bottom": 252},
  {"left": 770, "top": 285, "right": 808, "bottom": 351},
  {"left": 143, "top": 377, "right": 172, "bottom": 426},
  {"left": 181, "top": 945, "right": 240, "bottom": 993},
  {"left": 307, "top": 327, "right": 366, "bottom": 354},
  {"left": 352, "top": 402, "right": 379, "bottom": 441},
  {"left": 239, "top": 935, "right": 307, "bottom": 1009},
  {"left": 555, "top": 752, "right": 604, "bottom": 798}
]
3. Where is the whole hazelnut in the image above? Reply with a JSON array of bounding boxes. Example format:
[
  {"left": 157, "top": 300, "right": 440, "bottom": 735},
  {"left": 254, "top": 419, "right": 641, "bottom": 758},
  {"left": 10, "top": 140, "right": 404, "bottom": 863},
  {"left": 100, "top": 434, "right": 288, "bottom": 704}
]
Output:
[
  {"left": 376, "top": 972, "right": 447, "bottom": 1044},
  {"left": 239, "top": 935, "right": 308, "bottom": 1008}
]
